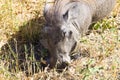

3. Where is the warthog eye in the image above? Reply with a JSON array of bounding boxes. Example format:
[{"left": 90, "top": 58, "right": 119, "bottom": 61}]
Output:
[
  {"left": 62, "top": 30, "right": 73, "bottom": 38},
  {"left": 69, "top": 31, "right": 72, "bottom": 38}
]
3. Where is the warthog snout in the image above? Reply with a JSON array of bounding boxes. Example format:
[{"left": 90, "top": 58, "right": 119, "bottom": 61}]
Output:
[{"left": 56, "top": 52, "right": 71, "bottom": 68}]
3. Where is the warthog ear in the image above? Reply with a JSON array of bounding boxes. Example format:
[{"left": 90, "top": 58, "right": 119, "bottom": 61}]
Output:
[
  {"left": 63, "top": 10, "right": 69, "bottom": 22},
  {"left": 62, "top": 4, "right": 78, "bottom": 22}
]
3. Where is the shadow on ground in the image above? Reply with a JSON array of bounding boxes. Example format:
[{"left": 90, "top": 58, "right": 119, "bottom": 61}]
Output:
[{"left": 0, "top": 16, "right": 50, "bottom": 75}]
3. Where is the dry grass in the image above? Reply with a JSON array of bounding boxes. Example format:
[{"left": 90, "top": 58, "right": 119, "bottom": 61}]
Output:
[{"left": 0, "top": 0, "right": 120, "bottom": 80}]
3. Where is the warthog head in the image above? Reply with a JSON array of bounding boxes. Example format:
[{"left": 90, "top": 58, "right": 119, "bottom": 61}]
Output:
[{"left": 41, "top": 0, "right": 91, "bottom": 68}]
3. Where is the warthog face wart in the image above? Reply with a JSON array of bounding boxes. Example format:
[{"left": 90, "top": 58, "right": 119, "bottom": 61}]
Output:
[{"left": 41, "top": 0, "right": 116, "bottom": 68}]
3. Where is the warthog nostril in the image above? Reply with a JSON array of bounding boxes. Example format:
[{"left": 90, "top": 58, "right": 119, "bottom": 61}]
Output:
[
  {"left": 62, "top": 62, "right": 69, "bottom": 68},
  {"left": 62, "top": 61, "right": 69, "bottom": 67},
  {"left": 57, "top": 61, "right": 69, "bottom": 69}
]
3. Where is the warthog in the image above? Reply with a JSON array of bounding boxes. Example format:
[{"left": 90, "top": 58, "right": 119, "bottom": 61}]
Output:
[{"left": 41, "top": 0, "right": 116, "bottom": 68}]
